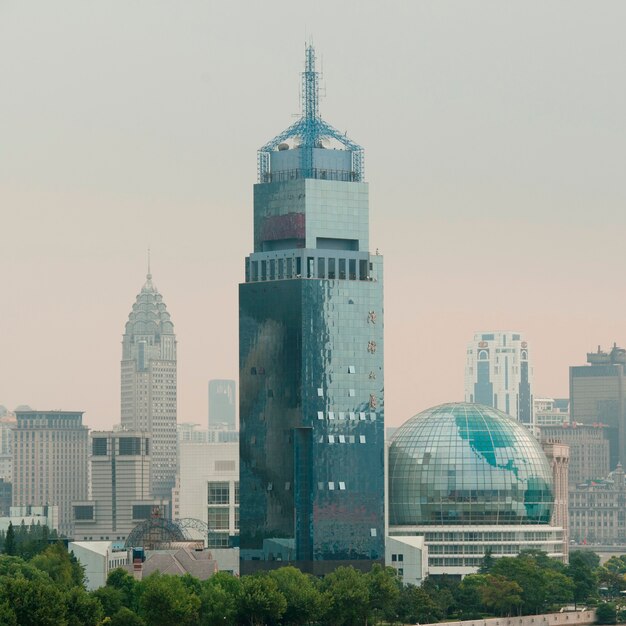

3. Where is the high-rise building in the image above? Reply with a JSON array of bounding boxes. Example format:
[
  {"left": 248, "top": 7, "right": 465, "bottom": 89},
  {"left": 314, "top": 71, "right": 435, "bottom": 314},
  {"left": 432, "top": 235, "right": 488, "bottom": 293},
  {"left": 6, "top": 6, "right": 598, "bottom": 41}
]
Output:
[
  {"left": 121, "top": 271, "right": 177, "bottom": 504},
  {"left": 539, "top": 423, "right": 609, "bottom": 485},
  {"left": 465, "top": 331, "right": 534, "bottom": 426},
  {"left": 73, "top": 430, "right": 162, "bottom": 541},
  {"left": 12, "top": 410, "right": 88, "bottom": 536},
  {"left": 534, "top": 397, "right": 569, "bottom": 427},
  {"left": 541, "top": 440, "right": 570, "bottom": 558},
  {"left": 208, "top": 380, "right": 236, "bottom": 431},
  {"left": 0, "top": 412, "right": 16, "bottom": 482},
  {"left": 239, "top": 46, "right": 385, "bottom": 573},
  {"left": 570, "top": 344, "right": 626, "bottom": 469}
]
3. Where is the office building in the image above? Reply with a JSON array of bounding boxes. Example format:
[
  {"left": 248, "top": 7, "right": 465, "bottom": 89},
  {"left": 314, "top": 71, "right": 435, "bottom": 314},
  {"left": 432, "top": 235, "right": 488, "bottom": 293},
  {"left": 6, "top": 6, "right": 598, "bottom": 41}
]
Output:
[
  {"left": 465, "top": 332, "right": 534, "bottom": 426},
  {"left": 239, "top": 46, "right": 385, "bottom": 573},
  {"left": 12, "top": 410, "right": 88, "bottom": 536},
  {"left": 387, "top": 403, "right": 564, "bottom": 580},
  {"left": 534, "top": 398, "right": 570, "bottom": 427},
  {"left": 208, "top": 380, "right": 236, "bottom": 431},
  {"left": 569, "top": 464, "right": 626, "bottom": 545},
  {"left": 0, "top": 412, "right": 16, "bottom": 482},
  {"left": 570, "top": 344, "right": 626, "bottom": 469},
  {"left": 121, "top": 271, "right": 177, "bottom": 503},
  {"left": 73, "top": 430, "right": 163, "bottom": 542},
  {"left": 539, "top": 423, "right": 609, "bottom": 485}
]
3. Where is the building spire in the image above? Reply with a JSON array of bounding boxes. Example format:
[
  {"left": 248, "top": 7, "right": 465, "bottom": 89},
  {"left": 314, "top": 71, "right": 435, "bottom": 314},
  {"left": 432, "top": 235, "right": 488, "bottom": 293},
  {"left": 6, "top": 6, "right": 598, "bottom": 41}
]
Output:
[
  {"left": 147, "top": 247, "right": 151, "bottom": 280},
  {"left": 302, "top": 44, "right": 320, "bottom": 121}
]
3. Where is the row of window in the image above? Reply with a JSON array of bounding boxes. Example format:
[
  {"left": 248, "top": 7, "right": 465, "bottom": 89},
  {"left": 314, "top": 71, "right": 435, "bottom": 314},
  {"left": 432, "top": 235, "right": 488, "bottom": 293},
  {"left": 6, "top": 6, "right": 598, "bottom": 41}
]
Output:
[{"left": 317, "top": 411, "right": 377, "bottom": 421}]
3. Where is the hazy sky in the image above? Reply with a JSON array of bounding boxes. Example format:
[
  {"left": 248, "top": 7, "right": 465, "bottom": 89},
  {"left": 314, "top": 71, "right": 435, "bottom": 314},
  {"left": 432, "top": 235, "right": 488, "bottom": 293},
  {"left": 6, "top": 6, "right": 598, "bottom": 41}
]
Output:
[{"left": 2, "top": 2, "right": 626, "bottom": 430}]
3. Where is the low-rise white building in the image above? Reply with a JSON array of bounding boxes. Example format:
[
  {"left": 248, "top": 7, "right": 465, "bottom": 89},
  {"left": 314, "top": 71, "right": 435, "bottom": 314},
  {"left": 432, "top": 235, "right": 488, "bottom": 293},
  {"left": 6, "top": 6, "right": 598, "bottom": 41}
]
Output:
[
  {"left": 69, "top": 541, "right": 130, "bottom": 590},
  {"left": 177, "top": 441, "right": 239, "bottom": 572}
]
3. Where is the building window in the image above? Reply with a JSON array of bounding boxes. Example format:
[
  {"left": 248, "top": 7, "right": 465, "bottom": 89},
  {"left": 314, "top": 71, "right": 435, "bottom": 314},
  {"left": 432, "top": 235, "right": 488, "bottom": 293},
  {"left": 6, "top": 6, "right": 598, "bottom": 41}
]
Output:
[
  {"left": 92, "top": 438, "right": 108, "bottom": 456},
  {"left": 208, "top": 482, "right": 230, "bottom": 505},
  {"left": 317, "top": 388, "right": 323, "bottom": 397},
  {"left": 234, "top": 482, "right": 239, "bottom": 504},
  {"left": 207, "top": 507, "right": 230, "bottom": 530},
  {"left": 207, "top": 533, "right": 230, "bottom": 548},
  {"left": 74, "top": 505, "right": 94, "bottom": 521},
  {"left": 132, "top": 505, "right": 154, "bottom": 521},
  {"left": 348, "top": 365, "right": 356, "bottom": 374}
]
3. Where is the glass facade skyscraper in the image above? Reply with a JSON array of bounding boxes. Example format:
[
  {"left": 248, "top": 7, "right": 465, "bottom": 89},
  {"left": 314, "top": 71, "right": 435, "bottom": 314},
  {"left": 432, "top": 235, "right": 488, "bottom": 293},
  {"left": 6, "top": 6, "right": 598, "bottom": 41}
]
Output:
[{"left": 239, "top": 47, "right": 384, "bottom": 573}]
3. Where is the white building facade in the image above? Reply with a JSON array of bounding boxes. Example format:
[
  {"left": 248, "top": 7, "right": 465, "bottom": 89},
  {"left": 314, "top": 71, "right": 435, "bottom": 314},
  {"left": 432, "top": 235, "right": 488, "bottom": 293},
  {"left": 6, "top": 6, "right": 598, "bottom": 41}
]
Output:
[
  {"left": 121, "top": 272, "right": 177, "bottom": 503},
  {"left": 177, "top": 442, "right": 239, "bottom": 550},
  {"left": 465, "top": 331, "right": 534, "bottom": 427}
]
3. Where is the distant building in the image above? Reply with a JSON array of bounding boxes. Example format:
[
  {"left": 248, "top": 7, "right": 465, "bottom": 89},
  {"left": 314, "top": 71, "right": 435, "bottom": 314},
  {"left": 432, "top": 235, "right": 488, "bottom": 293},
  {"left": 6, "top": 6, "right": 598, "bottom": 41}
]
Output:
[
  {"left": 570, "top": 344, "right": 626, "bottom": 468},
  {"left": 387, "top": 404, "right": 564, "bottom": 580},
  {"left": 177, "top": 423, "right": 239, "bottom": 447},
  {"left": 177, "top": 441, "right": 239, "bottom": 550},
  {"left": 569, "top": 464, "right": 626, "bottom": 545},
  {"left": 539, "top": 423, "right": 609, "bottom": 485},
  {"left": 535, "top": 398, "right": 570, "bottom": 427},
  {"left": 465, "top": 332, "right": 534, "bottom": 426},
  {"left": 73, "top": 430, "right": 164, "bottom": 542},
  {"left": 0, "top": 505, "right": 59, "bottom": 533},
  {"left": 0, "top": 413, "right": 16, "bottom": 482},
  {"left": 0, "top": 479, "right": 11, "bottom": 516},
  {"left": 208, "top": 380, "right": 236, "bottom": 431},
  {"left": 541, "top": 440, "right": 570, "bottom": 558},
  {"left": 121, "top": 271, "right": 178, "bottom": 503},
  {"left": 12, "top": 410, "right": 88, "bottom": 536},
  {"left": 69, "top": 541, "right": 131, "bottom": 590}
]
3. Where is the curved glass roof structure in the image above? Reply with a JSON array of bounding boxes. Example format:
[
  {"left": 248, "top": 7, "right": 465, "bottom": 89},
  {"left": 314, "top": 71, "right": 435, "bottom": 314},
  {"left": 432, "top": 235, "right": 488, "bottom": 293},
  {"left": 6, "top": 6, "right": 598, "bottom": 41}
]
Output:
[{"left": 388, "top": 403, "right": 553, "bottom": 526}]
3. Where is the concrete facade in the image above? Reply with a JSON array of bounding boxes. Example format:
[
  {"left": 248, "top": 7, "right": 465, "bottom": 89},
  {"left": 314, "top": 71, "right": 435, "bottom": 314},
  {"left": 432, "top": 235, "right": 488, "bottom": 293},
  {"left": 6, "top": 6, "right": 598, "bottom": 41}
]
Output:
[
  {"left": 12, "top": 410, "right": 88, "bottom": 536},
  {"left": 73, "top": 430, "right": 163, "bottom": 542}
]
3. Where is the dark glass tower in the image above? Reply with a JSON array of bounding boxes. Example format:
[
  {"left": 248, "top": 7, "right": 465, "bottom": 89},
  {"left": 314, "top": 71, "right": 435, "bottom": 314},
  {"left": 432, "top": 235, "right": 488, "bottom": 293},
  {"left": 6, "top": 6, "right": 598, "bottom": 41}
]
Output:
[{"left": 239, "top": 46, "right": 384, "bottom": 574}]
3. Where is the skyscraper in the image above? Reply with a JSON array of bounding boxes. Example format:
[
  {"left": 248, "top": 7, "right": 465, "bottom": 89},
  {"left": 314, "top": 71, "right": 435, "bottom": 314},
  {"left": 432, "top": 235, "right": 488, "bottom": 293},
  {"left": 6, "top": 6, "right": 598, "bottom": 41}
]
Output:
[
  {"left": 570, "top": 344, "right": 626, "bottom": 469},
  {"left": 239, "top": 46, "right": 385, "bottom": 574},
  {"left": 12, "top": 410, "right": 88, "bottom": 536},
  {"left": 465, "top": 331, "right": 534, "bottom": 426},
  {"left": 121, "top": 271, "right": 177, "bottom": 504},
  {"left": 208, "top": 379, "right": 236, "bottom": 431}
]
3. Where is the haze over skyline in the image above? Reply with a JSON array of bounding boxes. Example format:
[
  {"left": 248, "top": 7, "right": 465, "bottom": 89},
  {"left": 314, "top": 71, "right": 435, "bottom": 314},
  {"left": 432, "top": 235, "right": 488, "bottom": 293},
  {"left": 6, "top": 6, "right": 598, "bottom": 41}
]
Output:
[{"left": 3, "top": 2, "right": 626, "bottom": 430}]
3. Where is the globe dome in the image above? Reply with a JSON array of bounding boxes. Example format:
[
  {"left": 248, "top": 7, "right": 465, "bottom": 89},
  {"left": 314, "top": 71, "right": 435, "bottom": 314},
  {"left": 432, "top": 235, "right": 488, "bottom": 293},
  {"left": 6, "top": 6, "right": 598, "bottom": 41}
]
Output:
[{"left": 388, "top": 403, "right": 553, "bottom": 526}]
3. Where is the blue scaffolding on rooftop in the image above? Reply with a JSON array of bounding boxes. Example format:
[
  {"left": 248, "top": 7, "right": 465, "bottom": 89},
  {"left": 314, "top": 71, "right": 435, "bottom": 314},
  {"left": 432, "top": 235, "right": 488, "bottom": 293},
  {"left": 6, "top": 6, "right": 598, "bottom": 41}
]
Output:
[{"left": 257, "top": 45, "right": 364, "bottom": 184}]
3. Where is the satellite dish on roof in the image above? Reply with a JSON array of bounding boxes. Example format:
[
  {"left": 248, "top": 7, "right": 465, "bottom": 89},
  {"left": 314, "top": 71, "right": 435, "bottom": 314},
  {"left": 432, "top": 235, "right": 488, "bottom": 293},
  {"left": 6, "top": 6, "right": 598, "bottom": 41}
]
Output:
[{"left": 277, "top": 143, "right": 289, "bottom": 151}]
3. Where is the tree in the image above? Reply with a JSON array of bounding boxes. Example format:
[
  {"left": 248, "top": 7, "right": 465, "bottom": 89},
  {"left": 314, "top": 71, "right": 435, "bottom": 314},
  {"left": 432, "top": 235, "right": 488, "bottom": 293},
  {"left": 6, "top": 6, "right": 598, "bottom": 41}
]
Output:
[
  {"left": 91, "top": 585, "right": 124, "bottom": 617},
  {"left": 479, "top": 575, "right": 523, "bottom": 617},
  {"left": 268, "top": 566, "right": 323, "bottom": 625},
  {"left": 596, "top": 602, "right": 618, "bottom": 625},
  {"left": 0, "top": 573, "right": 67, "bottom": 625},
  {"left": 237, "top": 574, "right": 287, "bottom": 626},
  {"left": 366, "top": 564, "right": 401, "bottom": 623},
  {"left": 138, "top": 573, "right": 201, "bottom": 626},
  {"left": 396, "top": 584, "right": 442, "bottom": 625},
  {"left": 4, "top": 522, "right": 16, "bottom": 556},
  {"left": 568, "top": 551, "right": 599, "bottom": 606},
  {"left": 107, "top": 567, "right": 139, "bottom": 612},
  {"left": 319, "top": 566, "right": 371, "bottom": 626},
  {"left": 110, "top": 607, "right": 145, "bottom": 626},
  {"left": 31, "top": 543, "right": 83, "bottom": 588},
  {"left": 457, "top": 574, "right": 490, "bottom": 619},
  {"left": 65, "top": 587, "right": 103, "bottom": 626},
  {"left": 479, "top": 548, "right": 496, "bottom": 574}
]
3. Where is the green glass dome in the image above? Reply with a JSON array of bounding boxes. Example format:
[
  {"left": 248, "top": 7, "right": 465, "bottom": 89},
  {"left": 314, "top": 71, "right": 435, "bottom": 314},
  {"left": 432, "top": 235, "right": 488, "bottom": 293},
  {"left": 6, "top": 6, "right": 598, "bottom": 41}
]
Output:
[{"left": 388, "top": 403, "right": 554, "bottom": 526}]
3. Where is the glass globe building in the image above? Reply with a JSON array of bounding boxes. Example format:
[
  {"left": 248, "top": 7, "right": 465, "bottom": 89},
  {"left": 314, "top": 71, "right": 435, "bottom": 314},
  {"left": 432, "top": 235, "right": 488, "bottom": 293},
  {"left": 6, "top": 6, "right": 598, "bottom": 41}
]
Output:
[{"left": 386, "top": 403, "right": 565, "bottom": 580}]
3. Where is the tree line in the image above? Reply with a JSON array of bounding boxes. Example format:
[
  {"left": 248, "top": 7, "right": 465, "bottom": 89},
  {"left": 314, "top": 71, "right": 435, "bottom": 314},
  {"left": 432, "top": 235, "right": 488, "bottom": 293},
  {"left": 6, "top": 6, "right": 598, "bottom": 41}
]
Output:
[{"left": 0, "top": 532, "right": 624, "bottom": 626}]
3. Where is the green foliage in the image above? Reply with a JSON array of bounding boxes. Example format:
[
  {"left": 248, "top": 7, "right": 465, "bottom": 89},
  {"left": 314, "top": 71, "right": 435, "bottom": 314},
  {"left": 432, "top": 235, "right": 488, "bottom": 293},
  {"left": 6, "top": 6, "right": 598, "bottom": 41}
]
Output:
[
  {"left": 31, "top": 542, "right": 85, "bottom": 587},
  {"left": 138, "top": 572, "right": 201, "bottom": 626},
  {"left": 479, "top": 574, "right": 523, "bottom": 616},
  {"left": 268, "top": 565, "right": 323, "bottom": 625},
  {"left": 596, "top": 602, "right": 618, "bottom": 625},
  {"left": 366, "top": 564, "right": 401, "bottom": 622},
  {"left": 4, "top": 522, "right": 16, "bottom": 555},
  {"left": 320, "top": 566, "right": 371, "bottom": 626},
  {"left": 567, "top": 552, "right": 599, "bottom": 606},
  {"left": 109, "top": 606, "right": 145, "bottom": 626},
  {"left": 396, "top": 584, "right": 442, "bottom": 624},
  {"left": 65, "top": 587, "right": 103, "bottom": 626},
  {"left": 237, "top": 574, "right": 287, "bottom": 626},
  {"left": 91, "top": 585, "right": 124, "bottom": 617}
]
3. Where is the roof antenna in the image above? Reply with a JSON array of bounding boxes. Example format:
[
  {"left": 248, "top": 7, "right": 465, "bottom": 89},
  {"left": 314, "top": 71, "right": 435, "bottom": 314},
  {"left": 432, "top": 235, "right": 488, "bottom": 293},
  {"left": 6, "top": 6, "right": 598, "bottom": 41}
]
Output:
[{"left": 147, "top": 247, "right": 152, "bottom": 279}]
